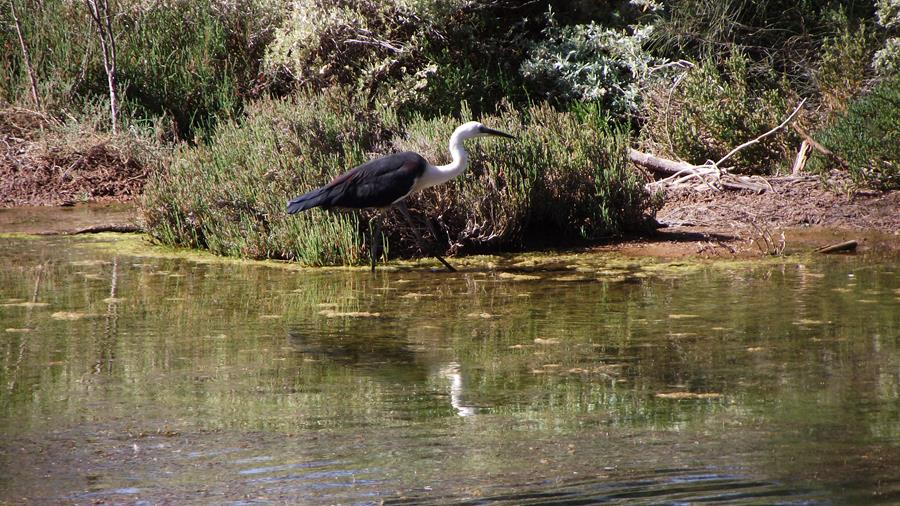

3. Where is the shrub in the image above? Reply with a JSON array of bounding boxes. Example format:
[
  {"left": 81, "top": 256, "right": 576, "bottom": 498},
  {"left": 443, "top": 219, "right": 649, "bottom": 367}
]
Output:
[
  {"left": 640, "top": 53, "right": 797, "bottom": 173},
  {"left": 874, "top": 0, "right": 900, "bottom": 76},
  {"left": 809, "top": 75, "right": 900, "bottom": 190},
  {"left": 261, "top": 0, "right": 539, "bottom": 118},
  {"left": 393, "top": 102, "right": 653, "bottom": 254},
  {"left": 519, "top": 12, "right": 662, "bottom": 117},
  {"left": 143, "top": 92, "right": 655, "bottom": 265},
  {"left": 816, "top": 14, "right": 875, "bottom": 113}
]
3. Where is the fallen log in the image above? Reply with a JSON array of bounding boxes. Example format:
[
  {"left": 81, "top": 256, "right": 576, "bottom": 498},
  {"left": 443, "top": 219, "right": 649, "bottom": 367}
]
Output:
[
  {"left": 816, "top": 240, "right": 858, "bottom": 254},
  {"left": 628, "top": 148, "right": 696, "bottom": 176},
  {"left": 34, "top": 223, "right": 142, "bottom": 235},
  {"left": 71, "top": 223, "right": 142, "bottom": 234}
]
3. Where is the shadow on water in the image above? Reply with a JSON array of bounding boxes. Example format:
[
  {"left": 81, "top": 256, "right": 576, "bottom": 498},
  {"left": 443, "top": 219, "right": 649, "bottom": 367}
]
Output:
[{"left": 0, "top": 234, "right": 898, "bottom": 504}]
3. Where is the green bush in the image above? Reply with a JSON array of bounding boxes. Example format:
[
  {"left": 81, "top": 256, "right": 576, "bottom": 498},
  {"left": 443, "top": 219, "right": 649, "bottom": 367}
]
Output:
[
  {"left": 816, "top": 14, "right": 876, "bottom": 113},
  {"left": 393, "top": 102, "right": 652, "bottom": 253},
  {"left": 810, "top": 75, "right": 900, "bottom": 190},
  {"left": 142, "top": 91, "right": 654, "bottom": 265},
  {"left": 261, "top": 0, "right": 540, "bottom": 118},
  {"left": 640, "top": 53, "right": 797, "bottom": 173}
]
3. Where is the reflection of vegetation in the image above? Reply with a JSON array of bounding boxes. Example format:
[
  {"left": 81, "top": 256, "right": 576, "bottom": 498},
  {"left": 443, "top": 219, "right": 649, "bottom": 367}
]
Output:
[{"left": 0, "top": 237, "right": 898, "bottom": 450}]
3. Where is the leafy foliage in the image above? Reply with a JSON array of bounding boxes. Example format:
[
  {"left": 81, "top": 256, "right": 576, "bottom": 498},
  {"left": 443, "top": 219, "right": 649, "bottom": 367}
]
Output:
[
  {"left": 810, "top": 75, "right": 900, "bottom": 190},
  {"left": 520, "top": 12, "right": 661, "bottom": 116}
]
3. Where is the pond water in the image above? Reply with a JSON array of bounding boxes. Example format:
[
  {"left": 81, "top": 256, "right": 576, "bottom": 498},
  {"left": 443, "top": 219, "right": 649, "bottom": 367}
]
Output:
[{"left": 0, "top": 234, "right": 897, "bottom": 504}]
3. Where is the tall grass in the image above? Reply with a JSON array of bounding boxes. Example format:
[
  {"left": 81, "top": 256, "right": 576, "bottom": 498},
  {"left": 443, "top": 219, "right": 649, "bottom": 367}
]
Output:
[
  {"left": 2, "top": 0, "right": 279, "bottom": 139},
  {"left": 143, "top": 91, "right": 654, "bottom": 265}
]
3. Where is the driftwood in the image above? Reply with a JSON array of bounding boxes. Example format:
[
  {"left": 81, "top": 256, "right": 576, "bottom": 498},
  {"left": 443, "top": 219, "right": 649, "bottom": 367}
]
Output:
[
  {"left": 791, "top": 140, "right": 810, "bottom": 175},
  {"left": 636, "top": 99, "right": 806, "bottom": 194},
  {"left": 34, "top": 224, "right": 142, "bottom": 235},
  {"left": 629, "top": 149, "right": 770, "bottom": 193},
  {"left": 71, "top": 224, "right": 142, "bottom": 234},
  {"left": 792, "top": 125, "right": 850, "bottom": 169},
  {"left": 816, "top": 240, "right": 858, "bottom": 254}
]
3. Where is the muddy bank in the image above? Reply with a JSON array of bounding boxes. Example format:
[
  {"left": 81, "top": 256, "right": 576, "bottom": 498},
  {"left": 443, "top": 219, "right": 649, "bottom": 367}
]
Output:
[
  {"left": 1, "top": 202, "right": 897, "bottom": 266},
  {"left": 0, "top": 203, "right": 138, "bottom": 235},
  {"left": 0, "top": 109, "right": 150, "bottom": 207},
  {"left": 658, "top": 176, "right": 900, "bottom": 235}
]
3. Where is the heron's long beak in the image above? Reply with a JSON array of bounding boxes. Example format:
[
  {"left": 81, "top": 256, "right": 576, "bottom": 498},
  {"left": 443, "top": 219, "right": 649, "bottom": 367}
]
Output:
[{"left": 481, "top": 126, "right": 516, "bottom": 139}]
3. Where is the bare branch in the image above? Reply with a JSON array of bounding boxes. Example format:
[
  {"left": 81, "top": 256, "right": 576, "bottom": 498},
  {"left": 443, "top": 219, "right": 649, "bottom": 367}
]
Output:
[
  {"left": 714, "top": 98, "right": 806, "bottom": 170},
  {"left": 10, "top": 0, "right": 41, "bottom": 109},
  {"left": 84, "top": 0, "right": 119, "bottom": 134}
]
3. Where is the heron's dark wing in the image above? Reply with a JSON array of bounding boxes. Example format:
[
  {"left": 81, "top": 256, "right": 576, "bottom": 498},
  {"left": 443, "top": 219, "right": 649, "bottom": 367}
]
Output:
[
  {"left": 324, "top": 152, "right": 426, "bottom": 209},
  {"left": 287, "top": 152, "right": 426, "bottom": 212}
]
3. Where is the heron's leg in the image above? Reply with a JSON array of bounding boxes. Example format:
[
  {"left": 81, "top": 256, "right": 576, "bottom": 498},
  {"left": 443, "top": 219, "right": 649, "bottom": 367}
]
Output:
[
  {"left": 396, "top": 203, "right": 456, "bottom": 272},
  {"left": 370, "top": 213, "right": 382, "bottom": 273}
]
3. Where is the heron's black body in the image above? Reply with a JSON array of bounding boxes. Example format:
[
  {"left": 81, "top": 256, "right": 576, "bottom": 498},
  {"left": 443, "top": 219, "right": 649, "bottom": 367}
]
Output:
[{"left": 286, "top": 151, "right": 427, "bottom": 214}]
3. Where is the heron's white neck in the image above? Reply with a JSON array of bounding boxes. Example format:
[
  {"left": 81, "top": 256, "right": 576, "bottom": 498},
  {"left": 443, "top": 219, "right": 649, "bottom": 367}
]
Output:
[
  {"left": 438, "top": 129, "right": 470, "bottom": 180},
  {"left": 415, "top": 129, "right": 472, "bottom": 192}
]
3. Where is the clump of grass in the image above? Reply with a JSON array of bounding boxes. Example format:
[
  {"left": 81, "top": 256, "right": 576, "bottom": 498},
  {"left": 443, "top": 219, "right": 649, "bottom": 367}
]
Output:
[
  {"left": 143, "top": 92, "right": 654, "bottom": 265},
  {"left": 142, "top": 88, "right": 399, "bottom": 264},
  {"left": 2, "top": 0, "right": 280, "bottom": 139}
]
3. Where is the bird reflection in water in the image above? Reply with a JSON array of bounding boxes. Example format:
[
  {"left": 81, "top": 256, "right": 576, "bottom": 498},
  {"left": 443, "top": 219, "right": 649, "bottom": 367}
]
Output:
[{"left": 439, "top": 362, "right": 476, "bottom": 417}]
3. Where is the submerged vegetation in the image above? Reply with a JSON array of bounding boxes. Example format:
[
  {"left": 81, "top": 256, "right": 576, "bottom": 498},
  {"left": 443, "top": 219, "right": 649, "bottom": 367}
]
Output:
[{"left": 3, "top": 0, "right": 899, "bottom": 264}]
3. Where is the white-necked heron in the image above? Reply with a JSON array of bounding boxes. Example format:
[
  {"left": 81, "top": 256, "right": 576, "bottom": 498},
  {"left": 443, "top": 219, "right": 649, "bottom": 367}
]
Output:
[{"left": 287, "top": 121, "right": 515, "bottom": 271}]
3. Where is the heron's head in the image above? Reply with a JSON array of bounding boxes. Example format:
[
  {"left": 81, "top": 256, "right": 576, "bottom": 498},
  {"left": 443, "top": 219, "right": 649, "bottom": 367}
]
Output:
[{"left": 456, "top": 121, "right": 516, "bottom": 140}]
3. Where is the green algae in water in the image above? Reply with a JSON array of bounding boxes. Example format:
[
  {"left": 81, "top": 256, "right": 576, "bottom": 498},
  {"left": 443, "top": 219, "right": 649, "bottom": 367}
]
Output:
[{"left": 0, "top": 234, "right": 898, "bottom": 504}]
